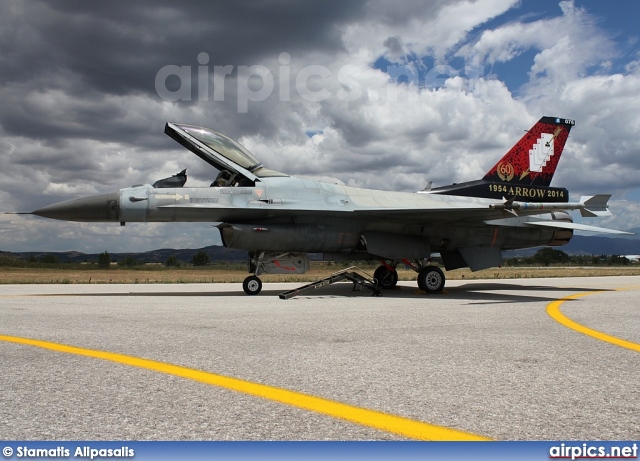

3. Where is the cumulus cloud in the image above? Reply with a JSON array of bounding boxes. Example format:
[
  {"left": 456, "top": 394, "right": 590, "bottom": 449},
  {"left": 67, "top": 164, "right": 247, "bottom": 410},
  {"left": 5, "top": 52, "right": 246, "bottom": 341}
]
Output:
[
  {"left": 345, "top": 0, "right": 519, "bottom": 61},
  {"left": 1, "top": 0, "right": 639, "bottom": 253}
]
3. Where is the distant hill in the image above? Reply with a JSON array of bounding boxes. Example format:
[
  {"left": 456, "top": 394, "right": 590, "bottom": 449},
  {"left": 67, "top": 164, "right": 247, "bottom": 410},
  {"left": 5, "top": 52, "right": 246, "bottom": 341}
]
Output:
[
  {"left": 505, "top": 233, "right": 640, "bottom": 258},
  {"left": 8, "top": 245, "right": 246, "bottom": 264},
  {"left": 5, "top": 231, "right": 639, "bottom": 264},
  {"left": 563, "top": 234, "right": 640, "bottom": 255}
]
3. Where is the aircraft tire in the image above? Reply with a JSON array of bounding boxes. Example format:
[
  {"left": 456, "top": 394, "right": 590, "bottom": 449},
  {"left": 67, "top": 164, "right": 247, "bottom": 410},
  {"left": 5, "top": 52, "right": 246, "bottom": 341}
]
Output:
[
  {"left": 417, "top": 266, "right": 445, "bottom": 293},
  {"left": 243, "top": 275, "right": 262, "bottom": 295},
  {"left": 374, "top": 266, "right": 398, "bottom": 289}
]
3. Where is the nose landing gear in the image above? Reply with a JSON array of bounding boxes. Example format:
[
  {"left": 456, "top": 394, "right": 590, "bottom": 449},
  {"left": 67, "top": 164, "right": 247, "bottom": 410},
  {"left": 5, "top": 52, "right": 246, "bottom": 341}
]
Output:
[
  {"left": 242, "top": 251, "right": 311, "bottom": 295},
  {"left": 242, "top": 275, "right": 263, "bottom": 295}
]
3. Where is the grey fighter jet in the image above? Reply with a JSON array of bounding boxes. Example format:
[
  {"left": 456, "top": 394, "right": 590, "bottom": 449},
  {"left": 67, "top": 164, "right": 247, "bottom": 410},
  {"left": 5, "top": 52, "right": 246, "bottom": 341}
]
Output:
[{"left": 30, "top": 117, "right": 630, "bottom": 295}]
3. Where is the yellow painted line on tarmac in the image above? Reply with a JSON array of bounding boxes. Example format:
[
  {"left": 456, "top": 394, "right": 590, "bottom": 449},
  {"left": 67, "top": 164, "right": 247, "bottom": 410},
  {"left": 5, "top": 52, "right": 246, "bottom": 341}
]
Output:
[
  {"left": 0, "top": 334, "right": 488, "bottom": 441},
  {"left": 546, "top": 290, "right": 640, "bottom": 353}
]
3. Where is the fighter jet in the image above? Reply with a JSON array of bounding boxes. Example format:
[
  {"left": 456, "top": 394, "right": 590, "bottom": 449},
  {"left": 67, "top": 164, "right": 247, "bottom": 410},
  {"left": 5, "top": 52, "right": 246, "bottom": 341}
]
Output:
[{"left": 30, "top": 117, "right": 630, "bottom": 295}]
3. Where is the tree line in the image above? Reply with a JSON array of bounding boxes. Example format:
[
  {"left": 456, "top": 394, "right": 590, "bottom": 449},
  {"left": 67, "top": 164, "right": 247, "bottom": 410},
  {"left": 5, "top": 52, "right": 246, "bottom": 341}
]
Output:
[
  {"left": 504, "top": 247, "right": 633, "bottom": 267},
  {"left": 0, "top": 251, "right": 213, "bottom": 268},
  {"left": 96, "top": 251, "right": 211, "bottom": 268},
  {"left": 0, "top": 248, "right": 635, "bottom": 269}
]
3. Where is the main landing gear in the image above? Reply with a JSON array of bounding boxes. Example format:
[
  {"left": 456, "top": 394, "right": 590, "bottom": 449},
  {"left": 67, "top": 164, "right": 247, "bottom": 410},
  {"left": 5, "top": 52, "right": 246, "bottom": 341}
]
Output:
[
  {"left": 416, "top": 265, "right": 445, "bottom": 293},
  {"left": 373, "top": 264, "right": 399, "bottom": 289},
  {"left": 374, "top": 260, "right": 445, "bottom": 294},
  {"left": 240, "top": 252, "right": 446, "bottom": 296}
]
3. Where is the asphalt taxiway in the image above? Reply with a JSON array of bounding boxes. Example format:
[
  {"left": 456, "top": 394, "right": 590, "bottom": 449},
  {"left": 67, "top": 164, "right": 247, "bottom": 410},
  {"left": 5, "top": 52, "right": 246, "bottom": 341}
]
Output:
[{"left": 1, "top": 276, "right": 639, "bottom": 440}]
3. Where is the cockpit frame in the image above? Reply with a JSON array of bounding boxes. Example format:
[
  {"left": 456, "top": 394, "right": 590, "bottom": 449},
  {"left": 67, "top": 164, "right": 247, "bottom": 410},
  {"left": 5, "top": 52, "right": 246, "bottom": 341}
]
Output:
[{"left": 164, "top": 123, "right": 286, "bottom": 187}]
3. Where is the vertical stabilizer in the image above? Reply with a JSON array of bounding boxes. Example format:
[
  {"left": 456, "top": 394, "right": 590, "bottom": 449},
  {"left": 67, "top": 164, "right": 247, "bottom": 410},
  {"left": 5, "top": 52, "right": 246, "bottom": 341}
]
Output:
[{"left": 482, "top": 117, "right": 574, "bottom": 187}]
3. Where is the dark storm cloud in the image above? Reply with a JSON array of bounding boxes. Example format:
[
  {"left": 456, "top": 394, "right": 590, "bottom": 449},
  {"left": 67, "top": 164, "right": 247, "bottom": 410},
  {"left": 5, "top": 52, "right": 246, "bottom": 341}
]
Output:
[
  {"left": 3, "top": 0, "right": 367, "bottom": 94},
  {"left": 0, "top": 0, "right": 368, "bottom": 144}
]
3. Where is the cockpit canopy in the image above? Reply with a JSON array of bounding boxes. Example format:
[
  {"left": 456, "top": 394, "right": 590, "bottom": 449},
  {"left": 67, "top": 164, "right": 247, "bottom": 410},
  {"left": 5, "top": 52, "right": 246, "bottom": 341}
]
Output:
[{"left": 164, "top": 123, "right": 287, "bottom": 185}]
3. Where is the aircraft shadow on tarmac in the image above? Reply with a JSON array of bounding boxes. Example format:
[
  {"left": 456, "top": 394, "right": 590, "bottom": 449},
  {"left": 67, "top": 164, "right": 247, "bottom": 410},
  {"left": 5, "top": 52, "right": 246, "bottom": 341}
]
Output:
[
  {"left": 39, "top": 281, "right": 612, "bottom": 305},
  {"left": 442, "top": 283, "right": 611, "bottom": 305},
  {"left": 272, "top": 283, "right": 596, "bottom": 304}
]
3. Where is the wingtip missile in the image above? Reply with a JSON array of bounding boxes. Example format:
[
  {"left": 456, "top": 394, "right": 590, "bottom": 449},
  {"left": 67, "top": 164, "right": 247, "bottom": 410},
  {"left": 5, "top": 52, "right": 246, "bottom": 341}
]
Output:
[{"left": 490, "top": 194, "right": 614, "bottom": 218}]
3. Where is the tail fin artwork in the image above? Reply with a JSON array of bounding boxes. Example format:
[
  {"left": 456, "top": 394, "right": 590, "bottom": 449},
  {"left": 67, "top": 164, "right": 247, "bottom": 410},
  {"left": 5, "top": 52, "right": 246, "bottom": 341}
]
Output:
[
  {"left": 483, "top": 116, "right": 574, "bottom": 187},
  {"left": 426, "top": 116, "right": 575, "bottom": 203}
]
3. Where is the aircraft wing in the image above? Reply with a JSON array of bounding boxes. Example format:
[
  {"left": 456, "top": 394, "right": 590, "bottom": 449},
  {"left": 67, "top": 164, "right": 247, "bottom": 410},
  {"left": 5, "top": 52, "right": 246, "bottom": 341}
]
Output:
[
  {"left": 156, "top": 202, "right": 492, "bottom": 225},
  {"left": 156, "top": 195, "right": 633, "bottom": 237}
]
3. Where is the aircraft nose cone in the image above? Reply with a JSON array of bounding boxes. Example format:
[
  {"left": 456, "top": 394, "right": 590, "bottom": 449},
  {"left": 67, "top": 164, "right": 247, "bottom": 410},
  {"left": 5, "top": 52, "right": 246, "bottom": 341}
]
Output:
[{"left": 31, "top": 192, "right": 120, "bottom": 222}]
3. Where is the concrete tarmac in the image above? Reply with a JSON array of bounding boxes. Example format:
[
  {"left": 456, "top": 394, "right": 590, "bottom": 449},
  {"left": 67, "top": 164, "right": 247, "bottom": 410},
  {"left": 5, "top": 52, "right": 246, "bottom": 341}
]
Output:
[{"left": 1, "top": 276, "right": 639, "bottom": 440}]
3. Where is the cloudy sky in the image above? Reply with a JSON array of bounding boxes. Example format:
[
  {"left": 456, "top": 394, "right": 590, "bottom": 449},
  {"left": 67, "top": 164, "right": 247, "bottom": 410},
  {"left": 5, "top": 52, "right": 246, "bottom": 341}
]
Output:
[{"left": 1, "top": 0, "right": 639, "bottom": 253}]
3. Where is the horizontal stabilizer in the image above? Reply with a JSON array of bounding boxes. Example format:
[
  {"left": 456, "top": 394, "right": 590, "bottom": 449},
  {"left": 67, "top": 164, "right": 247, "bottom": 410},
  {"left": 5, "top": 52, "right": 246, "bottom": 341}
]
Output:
[
  {"left": 485, "top": 215, "right": 633, "bottom": 235},
  {"left": 580, "top": 195, "right": 612, "bottom": 217},
  {"left": 526, "top": 221, "right": 633, "bottom": 235}
]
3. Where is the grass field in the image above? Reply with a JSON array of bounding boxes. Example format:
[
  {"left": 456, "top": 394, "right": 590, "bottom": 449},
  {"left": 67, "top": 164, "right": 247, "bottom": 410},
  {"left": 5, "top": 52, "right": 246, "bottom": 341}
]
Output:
[{"left": 1, "top": 265, "right": 640, "bottom": 284}]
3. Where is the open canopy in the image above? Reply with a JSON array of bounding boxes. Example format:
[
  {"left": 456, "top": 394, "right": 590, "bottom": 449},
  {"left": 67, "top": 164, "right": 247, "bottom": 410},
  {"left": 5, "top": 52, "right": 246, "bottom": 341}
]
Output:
[{"left": 165, "top": 123, "right": 287, "bottom": 183}]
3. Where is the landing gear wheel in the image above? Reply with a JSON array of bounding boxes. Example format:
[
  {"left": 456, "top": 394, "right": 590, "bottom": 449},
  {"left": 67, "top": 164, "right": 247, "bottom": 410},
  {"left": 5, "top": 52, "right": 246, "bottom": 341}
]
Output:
[
  {"left": 417, "top": 266, "right": 445, "bottom": 294},
  {"left": 243, "top": 275, "right": 262, "bottom": 295},
  {"left": 374, "top": 266, "right": 398, "bottom": 289}
]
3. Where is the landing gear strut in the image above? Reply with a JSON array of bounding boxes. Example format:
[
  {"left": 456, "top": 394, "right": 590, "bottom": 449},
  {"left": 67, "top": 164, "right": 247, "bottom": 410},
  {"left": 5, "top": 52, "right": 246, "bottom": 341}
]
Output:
[
  {"left": 373, "top": 264, "right": 398, "bottom": 289},
  {"left": 242, "top": 251, "right": 311, "bottom": 296}
]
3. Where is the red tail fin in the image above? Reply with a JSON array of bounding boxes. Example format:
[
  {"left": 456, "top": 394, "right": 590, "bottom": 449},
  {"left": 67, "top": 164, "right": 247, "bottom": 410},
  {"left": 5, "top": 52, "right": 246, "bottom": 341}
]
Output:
[{"left": 483, "top": 116, "right": 574, "bottom": 187}]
